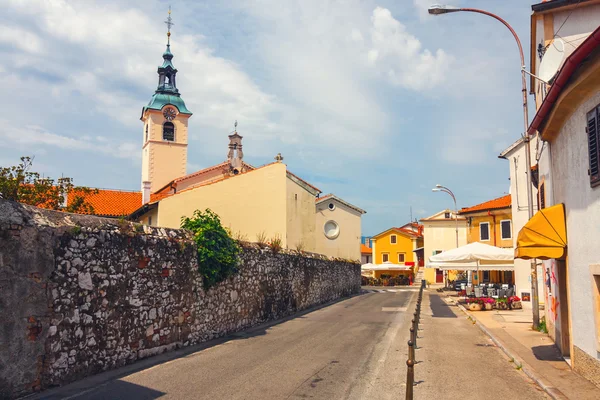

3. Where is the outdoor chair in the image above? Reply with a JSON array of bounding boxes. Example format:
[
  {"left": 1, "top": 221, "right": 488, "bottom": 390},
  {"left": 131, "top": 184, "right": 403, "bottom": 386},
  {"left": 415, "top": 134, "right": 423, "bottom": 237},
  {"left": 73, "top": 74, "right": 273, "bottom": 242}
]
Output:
[
  {"left": 498, "top": 289, "right": 507, "bottom": 298},
  {"left": 507, "top": 287, "right": 514, "bottom": 297},
  {"left": 488, "top": 288, "right": 497, "bottom": 298},
  {"left": 466, "top": 286, "right": 475, "bottom": 297},
  {"left": 474, "top": 287, "right": 483, "bottom": 298}
]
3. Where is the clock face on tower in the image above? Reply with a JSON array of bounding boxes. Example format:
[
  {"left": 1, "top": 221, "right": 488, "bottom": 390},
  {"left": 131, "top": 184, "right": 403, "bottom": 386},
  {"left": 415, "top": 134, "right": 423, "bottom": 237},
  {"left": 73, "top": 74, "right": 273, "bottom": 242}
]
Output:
[{"left": 163, "top": 107, "right": 176, "bottom": 121}]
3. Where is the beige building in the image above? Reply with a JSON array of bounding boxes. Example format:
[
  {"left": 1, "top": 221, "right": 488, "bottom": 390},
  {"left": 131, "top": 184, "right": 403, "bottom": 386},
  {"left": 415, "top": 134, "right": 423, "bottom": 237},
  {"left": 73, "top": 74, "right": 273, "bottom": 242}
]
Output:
[
  {"left": 128, "top": 32, "right": 366, "bottom": 261},
  {"left": 420, "top": 210, "right": 468, "bottom": 285},
  {"left": 314, "top": 195, "right": 366, "bottom": 259}
]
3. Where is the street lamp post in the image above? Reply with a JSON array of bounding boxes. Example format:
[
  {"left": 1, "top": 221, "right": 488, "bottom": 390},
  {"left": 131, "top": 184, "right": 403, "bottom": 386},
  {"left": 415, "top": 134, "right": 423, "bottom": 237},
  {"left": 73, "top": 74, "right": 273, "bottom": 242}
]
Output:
[
  {"left": 429, "top": 4, "right": 540, "bottom": 328},
  {"left": 432, "top": 184, "right": 459, "bottom": 248},
  {"left": 432, "top": 184, "right": 459, "bottom": 287}
]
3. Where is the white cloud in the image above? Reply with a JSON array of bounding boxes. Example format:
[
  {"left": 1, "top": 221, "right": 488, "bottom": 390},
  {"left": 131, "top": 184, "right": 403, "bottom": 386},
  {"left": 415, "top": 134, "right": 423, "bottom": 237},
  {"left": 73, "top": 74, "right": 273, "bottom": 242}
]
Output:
[
  {"left": 0, "top": 122, "right": 139, "bottom": 160},
  {"left": 0, "top": 25, "right": 44, "bottom": 54},
  {"left": 365, "top": 7, "right": 453, "bottom": 90}
]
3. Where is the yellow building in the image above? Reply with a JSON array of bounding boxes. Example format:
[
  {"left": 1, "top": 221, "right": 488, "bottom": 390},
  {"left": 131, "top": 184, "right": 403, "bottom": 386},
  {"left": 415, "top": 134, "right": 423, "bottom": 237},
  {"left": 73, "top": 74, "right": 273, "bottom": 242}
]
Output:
[
  {"left": 73, "top": 25, "right": 366, "bottom": 261},
  {"left": 420, "top": 209, "right": 468, "bottom": 285},
  {"left": 370, "top": 226, "right": 424, "bottom": 279},
  {"left": 458, "top": 195, "right": 514, "bottom": 285}
]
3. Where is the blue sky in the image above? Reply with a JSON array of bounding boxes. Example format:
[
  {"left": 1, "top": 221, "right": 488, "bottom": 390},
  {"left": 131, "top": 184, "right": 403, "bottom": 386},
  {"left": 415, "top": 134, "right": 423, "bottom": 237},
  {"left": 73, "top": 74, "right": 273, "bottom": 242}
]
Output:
[{"left": 0, "top": 0, "right": 535, "bottom": 235}]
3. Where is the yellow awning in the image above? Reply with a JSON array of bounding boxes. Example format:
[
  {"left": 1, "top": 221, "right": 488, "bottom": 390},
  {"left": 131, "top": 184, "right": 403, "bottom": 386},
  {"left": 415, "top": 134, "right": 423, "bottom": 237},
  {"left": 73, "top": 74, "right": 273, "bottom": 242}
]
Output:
[{"left": 515, "top": 203, "right": 567, "bottom": 260}]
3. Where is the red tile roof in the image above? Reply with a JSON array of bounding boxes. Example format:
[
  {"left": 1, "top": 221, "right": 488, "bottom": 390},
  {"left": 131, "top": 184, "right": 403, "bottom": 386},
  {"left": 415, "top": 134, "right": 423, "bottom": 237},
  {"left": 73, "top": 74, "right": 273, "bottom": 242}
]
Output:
[
  {"left": 459, "top": 194, "right": 511, "bottom": 214},
  {"left": 68, "top": 189, "right": 142, "bottom": 217},
  {"left": 361, "top": 244, "right": 372, "bottom": 254},
  {"left": 66, "top": 189, "right": 171, "bottom": 217}
]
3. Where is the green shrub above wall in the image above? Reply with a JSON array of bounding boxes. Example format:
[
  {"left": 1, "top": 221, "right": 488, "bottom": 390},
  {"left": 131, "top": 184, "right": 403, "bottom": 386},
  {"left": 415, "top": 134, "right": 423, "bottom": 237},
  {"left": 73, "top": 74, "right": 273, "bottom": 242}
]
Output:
[{"left": 181, "top": 209, "right": 241, "bottom": 289}]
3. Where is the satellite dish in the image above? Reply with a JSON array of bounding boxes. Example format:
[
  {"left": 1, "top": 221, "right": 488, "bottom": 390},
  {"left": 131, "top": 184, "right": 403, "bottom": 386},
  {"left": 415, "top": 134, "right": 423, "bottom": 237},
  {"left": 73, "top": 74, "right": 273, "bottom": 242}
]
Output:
[{"left": 539, "top": 39, "right": 565, "bottom": 83}]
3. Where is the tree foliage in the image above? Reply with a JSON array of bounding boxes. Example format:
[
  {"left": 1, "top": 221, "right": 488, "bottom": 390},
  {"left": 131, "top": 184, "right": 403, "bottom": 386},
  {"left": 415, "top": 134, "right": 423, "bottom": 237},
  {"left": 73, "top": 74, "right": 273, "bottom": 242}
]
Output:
[
  {"left": 181, "top": 209, "right": 241, "bottom": 289},
  {"left": 0, "top": 156, "right": 98, "bottom": 214}
]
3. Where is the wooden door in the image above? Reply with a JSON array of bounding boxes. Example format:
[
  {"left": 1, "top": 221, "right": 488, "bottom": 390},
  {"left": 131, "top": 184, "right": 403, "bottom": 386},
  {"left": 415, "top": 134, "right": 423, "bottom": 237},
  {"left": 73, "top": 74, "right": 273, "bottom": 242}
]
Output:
[{"left": 435, "top": 269, "right": 444, "bottom": 283}]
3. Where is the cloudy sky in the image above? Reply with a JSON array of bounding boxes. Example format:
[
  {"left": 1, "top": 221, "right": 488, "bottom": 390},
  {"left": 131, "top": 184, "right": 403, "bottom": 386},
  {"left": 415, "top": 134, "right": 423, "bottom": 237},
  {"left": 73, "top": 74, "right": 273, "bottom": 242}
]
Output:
[{"left": 0, "top": 0, "right": 535, "bottom": 235}]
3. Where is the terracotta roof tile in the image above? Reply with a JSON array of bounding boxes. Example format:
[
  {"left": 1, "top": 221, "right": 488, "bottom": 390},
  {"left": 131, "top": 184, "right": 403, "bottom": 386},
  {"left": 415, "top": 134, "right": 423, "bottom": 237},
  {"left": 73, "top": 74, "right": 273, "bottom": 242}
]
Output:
[
  {"left": 69, "top": 189, "right": 142, "bottom": 217},
  {"left": 459, "top": 194, "right": 511, "bottom": 214},
  {"left": 360, "top": 244, "right": 372, "bottom": 254}
]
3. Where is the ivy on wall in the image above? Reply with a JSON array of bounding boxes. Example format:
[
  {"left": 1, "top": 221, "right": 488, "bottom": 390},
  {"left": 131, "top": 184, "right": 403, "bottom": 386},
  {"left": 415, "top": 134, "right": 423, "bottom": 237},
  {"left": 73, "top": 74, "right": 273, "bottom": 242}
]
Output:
[{"left": 181, "top": 209, "right": 240, "bottom": 289}]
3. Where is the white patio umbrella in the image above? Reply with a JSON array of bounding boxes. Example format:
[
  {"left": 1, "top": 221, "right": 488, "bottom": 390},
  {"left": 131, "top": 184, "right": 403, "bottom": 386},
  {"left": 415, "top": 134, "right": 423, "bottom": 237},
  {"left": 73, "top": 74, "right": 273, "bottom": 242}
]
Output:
[{"left": 428, "top": 242, "right": 514, "bottom": 284}]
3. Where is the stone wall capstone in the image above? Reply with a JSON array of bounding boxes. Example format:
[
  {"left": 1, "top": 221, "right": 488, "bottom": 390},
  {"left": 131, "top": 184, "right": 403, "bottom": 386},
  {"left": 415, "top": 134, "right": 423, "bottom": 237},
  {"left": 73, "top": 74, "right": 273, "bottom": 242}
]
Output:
[{"left": 0, "top": 200, "right": 360, "bottom": 399}]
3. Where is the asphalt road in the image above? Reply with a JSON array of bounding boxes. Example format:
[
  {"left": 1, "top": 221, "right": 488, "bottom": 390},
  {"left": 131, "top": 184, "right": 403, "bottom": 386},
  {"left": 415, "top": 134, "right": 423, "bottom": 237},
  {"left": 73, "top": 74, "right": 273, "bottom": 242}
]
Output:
[
  {"left": 38, "top": 288, "right": 416, "bottom": 400},
  {"left": 35, "top": 288, "right": 547, "bottom": 400}
]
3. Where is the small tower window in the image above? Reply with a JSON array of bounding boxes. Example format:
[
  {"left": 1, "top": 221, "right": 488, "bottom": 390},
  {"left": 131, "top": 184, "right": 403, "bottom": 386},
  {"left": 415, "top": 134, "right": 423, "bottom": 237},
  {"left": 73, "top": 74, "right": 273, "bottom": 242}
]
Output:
[
  {"left": 145, "top": 124, "right": 149, "bottom": 142},
  {"left": 163, "top": 122, "right": 175, "bottom": 141}
]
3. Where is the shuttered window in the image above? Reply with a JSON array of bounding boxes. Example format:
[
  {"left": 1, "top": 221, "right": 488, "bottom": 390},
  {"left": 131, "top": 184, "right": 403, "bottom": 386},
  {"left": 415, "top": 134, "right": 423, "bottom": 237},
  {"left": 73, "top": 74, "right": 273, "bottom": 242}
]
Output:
[
  {"left": 587, "top": 108, "right": 600, "bottom": 187},
  {"left": 539, "top": 181, "right": 546, "bottom": 210},
  {"left": 501, "top": 220, "right": 512, "bottom": 240},
  {"left": 480, "top": 222, "right": 490, "bottom": 241}
]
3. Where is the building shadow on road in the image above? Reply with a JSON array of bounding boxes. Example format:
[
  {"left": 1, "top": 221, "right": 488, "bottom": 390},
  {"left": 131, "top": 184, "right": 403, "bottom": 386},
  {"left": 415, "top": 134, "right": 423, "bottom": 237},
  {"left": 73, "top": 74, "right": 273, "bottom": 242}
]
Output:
[
  {"left": 532, "top": 344, "right": 564, "bottom": 361},
  {"left": 76, "top": 380, "right": 166, "bottom": 400},
  {"left": 429, "top": 294, "right": 457, "bottom": 318}
]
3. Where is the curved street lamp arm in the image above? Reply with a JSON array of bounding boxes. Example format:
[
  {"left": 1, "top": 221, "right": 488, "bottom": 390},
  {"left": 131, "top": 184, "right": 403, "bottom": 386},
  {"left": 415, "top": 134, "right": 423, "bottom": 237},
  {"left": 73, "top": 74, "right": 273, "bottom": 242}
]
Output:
[{"left": 458, "top": 8, "right": 524, "bottom": 67}]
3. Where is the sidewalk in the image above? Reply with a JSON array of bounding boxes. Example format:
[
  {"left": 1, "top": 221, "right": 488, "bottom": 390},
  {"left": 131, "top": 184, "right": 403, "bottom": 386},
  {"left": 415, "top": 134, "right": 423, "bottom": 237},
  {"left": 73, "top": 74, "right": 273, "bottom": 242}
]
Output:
[
  {"left": 443, "top": 293, "right": 600, "bottom": 400},
  {"left": 415, "top": 292, "right": 547, "bottom": 399}
]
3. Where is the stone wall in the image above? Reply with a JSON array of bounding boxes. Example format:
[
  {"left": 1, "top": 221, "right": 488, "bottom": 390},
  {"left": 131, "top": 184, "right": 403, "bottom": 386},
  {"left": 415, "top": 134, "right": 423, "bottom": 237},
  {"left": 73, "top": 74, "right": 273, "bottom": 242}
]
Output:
[{"left": 0, "top": 200, "right": 360, "bottom": 399}]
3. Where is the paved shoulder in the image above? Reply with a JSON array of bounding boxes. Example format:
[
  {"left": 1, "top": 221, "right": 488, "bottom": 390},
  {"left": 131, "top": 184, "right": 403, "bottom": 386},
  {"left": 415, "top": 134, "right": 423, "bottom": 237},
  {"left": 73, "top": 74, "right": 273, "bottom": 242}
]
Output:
[{"left": 414, "top": 292, "right": 548, "bottom": 400}]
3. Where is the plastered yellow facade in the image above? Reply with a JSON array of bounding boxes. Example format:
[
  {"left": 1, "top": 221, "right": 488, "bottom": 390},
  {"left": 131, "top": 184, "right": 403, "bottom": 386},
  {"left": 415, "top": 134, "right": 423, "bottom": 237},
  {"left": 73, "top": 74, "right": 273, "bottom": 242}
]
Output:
[
  {"left": 371, "top": 229, "right": 419, "bottom": 278},
  {"left": 155, "top": 163, "right": 289, "bottom": 245},
  {"left": 141, "top": 109, "right": 190, "bottom": 192}
]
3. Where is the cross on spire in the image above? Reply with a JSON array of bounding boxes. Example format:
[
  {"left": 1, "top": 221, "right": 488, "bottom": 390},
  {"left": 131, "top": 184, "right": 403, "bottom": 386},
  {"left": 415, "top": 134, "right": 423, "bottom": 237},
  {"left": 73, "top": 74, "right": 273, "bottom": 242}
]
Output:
[
  {"left": 165, "top": 6, "right": 174, "bottom": 45},
  {"left": 234, "top": 120, "right": 238, "bottom": 133}
]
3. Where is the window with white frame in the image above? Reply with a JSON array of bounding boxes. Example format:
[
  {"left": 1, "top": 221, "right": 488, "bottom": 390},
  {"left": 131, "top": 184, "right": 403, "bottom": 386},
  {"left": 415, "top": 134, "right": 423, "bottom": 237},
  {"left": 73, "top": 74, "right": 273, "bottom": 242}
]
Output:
[
  {"left": 382, "top": 253, "right": 389, "bottom": 262},
  {"left": 398, "top": 253, "right": 405, "bottom": 263},
  {"left": 500, "top": 220, "right": 512, "bottom": 240},
  {"left": 480, "top": 222, "right": 490, "bottom": 241},
  {"left": 390, "top": 235, "right": 397, "bottom": 244}
]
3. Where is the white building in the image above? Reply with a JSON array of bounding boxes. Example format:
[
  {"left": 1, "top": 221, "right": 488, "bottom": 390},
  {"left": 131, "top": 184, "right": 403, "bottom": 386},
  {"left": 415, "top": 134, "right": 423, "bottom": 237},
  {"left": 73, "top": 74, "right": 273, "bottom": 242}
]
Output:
[
  {"left": 499, "top": 139, "right": 544, "bottom": 308},
  {"left": 517, "top": 0, "right": 600, "bottom": 386}
]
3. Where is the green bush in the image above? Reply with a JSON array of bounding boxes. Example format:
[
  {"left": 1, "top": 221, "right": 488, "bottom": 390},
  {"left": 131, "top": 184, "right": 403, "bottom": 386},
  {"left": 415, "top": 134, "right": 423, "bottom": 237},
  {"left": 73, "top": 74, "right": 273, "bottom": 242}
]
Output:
[{"left": 181, "top": 209, "right": 241, "bottom": 289}]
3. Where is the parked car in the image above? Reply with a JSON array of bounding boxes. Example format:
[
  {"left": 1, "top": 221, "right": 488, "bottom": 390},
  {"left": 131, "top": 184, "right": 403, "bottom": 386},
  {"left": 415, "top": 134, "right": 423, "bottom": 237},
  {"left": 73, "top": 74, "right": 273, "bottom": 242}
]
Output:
[{"left": 453, "top": 279, "right": 468, "bottom": 291}]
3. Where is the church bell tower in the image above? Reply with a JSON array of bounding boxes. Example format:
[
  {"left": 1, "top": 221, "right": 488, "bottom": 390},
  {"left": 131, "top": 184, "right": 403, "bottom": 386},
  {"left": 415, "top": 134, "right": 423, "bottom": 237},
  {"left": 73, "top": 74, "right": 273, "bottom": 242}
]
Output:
[{"left": 140, "top": 7, "right": 192, "bottom": 199}]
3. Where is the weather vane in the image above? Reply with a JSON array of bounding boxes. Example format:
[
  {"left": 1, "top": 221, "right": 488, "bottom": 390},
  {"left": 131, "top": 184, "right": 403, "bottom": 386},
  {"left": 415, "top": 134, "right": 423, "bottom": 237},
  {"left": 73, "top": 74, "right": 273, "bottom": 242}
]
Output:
[{"left": 165, "top": 6, "right": 174, "bottom": 45}]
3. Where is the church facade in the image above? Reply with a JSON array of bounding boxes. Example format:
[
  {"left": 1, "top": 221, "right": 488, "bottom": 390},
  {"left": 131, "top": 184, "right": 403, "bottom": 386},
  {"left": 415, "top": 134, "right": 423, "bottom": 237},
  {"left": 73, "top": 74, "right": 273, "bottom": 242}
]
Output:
[{"left": 76, "top": 22, "right": 366, "bottom": 261}]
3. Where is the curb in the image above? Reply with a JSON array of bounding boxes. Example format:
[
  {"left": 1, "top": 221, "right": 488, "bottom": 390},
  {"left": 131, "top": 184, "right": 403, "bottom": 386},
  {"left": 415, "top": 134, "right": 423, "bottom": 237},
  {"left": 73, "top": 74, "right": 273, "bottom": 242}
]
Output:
[{"left": 453, "top": 301, "right": 568, "bottom": 400}]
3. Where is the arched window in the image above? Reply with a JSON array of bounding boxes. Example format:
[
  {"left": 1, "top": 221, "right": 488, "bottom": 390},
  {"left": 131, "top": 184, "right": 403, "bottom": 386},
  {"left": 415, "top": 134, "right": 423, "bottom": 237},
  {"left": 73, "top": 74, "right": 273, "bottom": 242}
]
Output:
[
  {"left": 145, "top": 124, "right": 148, "bottom": 142},
  {"left": 163, "top": 122, "right": 175, "bottom": 141}
]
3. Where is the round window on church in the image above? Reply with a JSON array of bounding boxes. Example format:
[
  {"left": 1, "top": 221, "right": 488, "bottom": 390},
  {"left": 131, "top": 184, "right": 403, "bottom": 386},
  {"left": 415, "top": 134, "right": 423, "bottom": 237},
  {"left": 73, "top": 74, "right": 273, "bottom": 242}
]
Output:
[
  {"left": 324, "top": 220, "right": 340, "bottom": 240},
  {"left": 328, "top": 203, "right": 335, "bottom": 211}
]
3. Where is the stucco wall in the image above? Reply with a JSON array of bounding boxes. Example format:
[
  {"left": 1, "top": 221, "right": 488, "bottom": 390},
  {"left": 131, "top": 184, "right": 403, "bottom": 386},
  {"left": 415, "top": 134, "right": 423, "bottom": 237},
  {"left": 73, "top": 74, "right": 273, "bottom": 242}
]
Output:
[
  {"left": 141, "top": 110, "right": 189, "bottom": 192},
  {"left": 155, "top": 162, "right": 288, "bottom": 245},
  {"left": 422, "top": 218, "right": 468, "bottom": 284},
  {"left": 532, "top": 5, "right": 600, "bottom": 109},
  {"left": 544, "top": 90, "right": 600, "bottom": 368},
  {"left": 286, "top": 178, "right": 317, "bottom": 253},
  {"left": 466, "top": 212, "right": 513, "bottom": 248},
  {"left": 314, "top": 201, "right": 362, "bottom": 261},
  {"left": 372, "top": 231, "right": 414, "bottom": 265},
  {"left": 503, "top": 141, "right": 544, "bottom": 304},
  {"left": 0, "top": 199, "right": 360, "bottom": 398}
]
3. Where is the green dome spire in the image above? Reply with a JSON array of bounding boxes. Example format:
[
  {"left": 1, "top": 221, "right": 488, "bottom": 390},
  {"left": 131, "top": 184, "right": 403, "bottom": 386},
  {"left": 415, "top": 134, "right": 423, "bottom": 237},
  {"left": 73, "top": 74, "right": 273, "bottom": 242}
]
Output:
[{"left": 141, "top": 7, "right": 192, "bottom": 117}]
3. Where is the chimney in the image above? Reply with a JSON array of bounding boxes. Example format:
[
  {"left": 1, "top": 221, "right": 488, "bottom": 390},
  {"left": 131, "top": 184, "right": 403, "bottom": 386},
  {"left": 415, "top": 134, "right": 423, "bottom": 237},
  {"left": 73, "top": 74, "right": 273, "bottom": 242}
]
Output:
[{"left": 142, "top": 181, "right": 151, "bottom": 205}]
